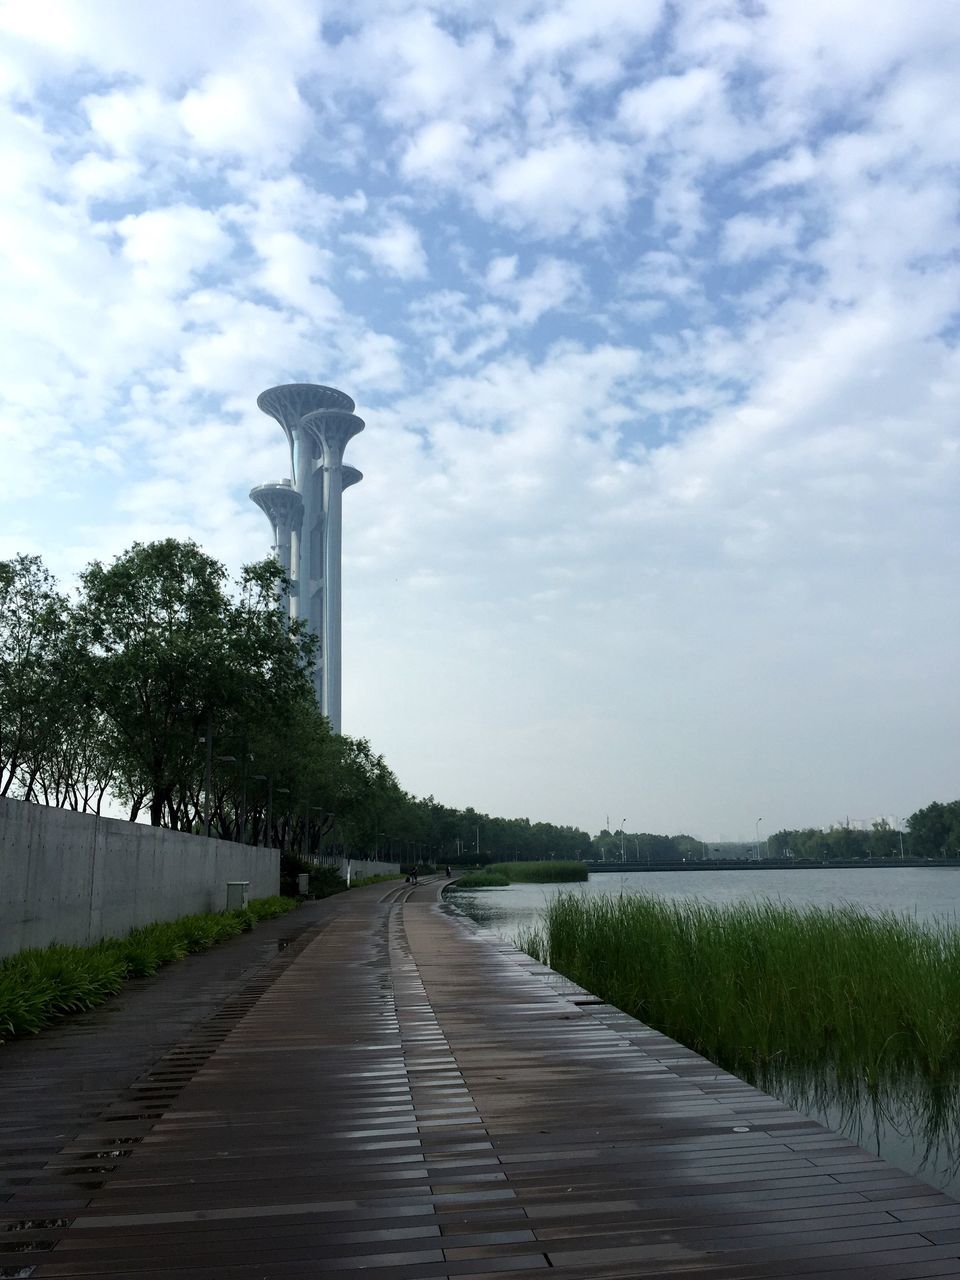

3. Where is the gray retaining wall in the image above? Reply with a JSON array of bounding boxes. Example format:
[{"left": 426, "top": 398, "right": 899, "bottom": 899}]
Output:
[
  {"left": 0, "top": 796, "right": 279, "bottom": 957},
  {"left": 339, "top": 857, "right": 402, "bottom": 882}
]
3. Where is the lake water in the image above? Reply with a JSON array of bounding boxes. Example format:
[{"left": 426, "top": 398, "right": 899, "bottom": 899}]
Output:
[{"left": 447, "top": 867, "right": 960, "bottom": 1199}]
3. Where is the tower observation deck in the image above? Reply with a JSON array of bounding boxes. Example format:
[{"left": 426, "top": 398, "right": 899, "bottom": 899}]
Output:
[{"left": 250, "top": 383, "right": 364, "bottom": 733}]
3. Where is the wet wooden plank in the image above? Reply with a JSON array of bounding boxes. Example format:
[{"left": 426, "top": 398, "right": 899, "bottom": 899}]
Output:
[{"left": 2, "top": 878, "right": 958, "bottom": 1277}]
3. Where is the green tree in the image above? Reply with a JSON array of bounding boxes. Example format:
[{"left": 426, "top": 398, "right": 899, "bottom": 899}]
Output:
[
  {"left": 74, "top": 539, "right": 314, "bottom": 827},
  {"left": 0, "top": 554, "right": 80, "bottom": 799},
  {"left": 908, "top": 801, "right": 960, "bottom": 859}
]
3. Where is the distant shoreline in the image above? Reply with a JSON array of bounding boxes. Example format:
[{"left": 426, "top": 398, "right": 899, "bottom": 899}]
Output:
[{"left": 585, "top": 858, "right": 960, "bottom": 872}]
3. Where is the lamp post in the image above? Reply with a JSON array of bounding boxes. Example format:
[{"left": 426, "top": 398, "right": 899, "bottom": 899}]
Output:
[
  {"left": 199, "top": 713, "right": 214, "bottom": 837},
  {"left": 303, "top": 804, "right": 327, "bottom": 860},
  {"left": 893, "top": 817, "right": 905, "bottom": 861},
  {"left": 251, "top": 775, "right": 287, "bottom": 848},
  {"left": 274, "top": 787, "right": 290, "bottom": 851},
  {"left": 755, "top": 817, "right": 763, "bottom": 862},
  {"left": 620, "top": 820, "right": 626, "bottom": 864},
  {"left": 216, "top": 755, "right": 237, "bottom": 839},
  {"left": 251, "top": 775, "right": 271, "bottom": 846}
]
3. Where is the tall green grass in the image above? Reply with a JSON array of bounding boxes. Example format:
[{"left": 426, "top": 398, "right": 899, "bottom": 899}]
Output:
[
  {"left": 521, "top": 893, "right": 960, "bottom": 1090},
  {"left": 453, "top": 860, "right": 588, "bottom": 889},
  {"left": 0, "top": 896, "right": 297, "bottom": 1044}
]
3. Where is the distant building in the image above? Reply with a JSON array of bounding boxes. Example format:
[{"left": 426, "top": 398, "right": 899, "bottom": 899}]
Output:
[{"left": 250, "top": 383, "right": 364, "bottom": 733}]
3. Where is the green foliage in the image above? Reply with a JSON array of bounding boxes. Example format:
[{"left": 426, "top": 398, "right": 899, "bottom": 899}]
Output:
[
  {"left": 73, "top": 539, "right": 316, "bottom": 829},
  {"left": 451, "top": 861, "right": 587, "bottom": 889},
  {"left": 0, "top": 554, "right": 89, "bottom": 803},
  {"left": 526, "top": 893, "right": 960, "bottom": 1092},
  {"left": 280, "top": 853, "right": 347, "bottom": 898},
  {"left": 0, "top": 897, "right": 298, "bottom": 1045},
  {"left": 350, "top": 873, "right": 402, "bottom": 887},
  {"left": 590, "top": 830, "right": 701, "bottom": 863},
  {"left": 0, "top": 541, "right": 597, "bottom": 859},
  {"left": 908, "top": 801, "right": 960, "bottom": 859},
  {"left": 491, "top": 860, "right": 588, "bottom": 883},
  {"left": 768, "top": 805, "right": 960, "bottom": 862},
  {"left": 453, "top": 871, "right": 511, "bottom": 888}
]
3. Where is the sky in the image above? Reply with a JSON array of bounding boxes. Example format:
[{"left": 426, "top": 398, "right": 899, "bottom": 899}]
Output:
[{"left": 1, "top": 0, "right": 958, "bottom": 842}]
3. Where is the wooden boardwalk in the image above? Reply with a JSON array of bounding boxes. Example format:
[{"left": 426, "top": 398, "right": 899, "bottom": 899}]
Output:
[{"left": 4, "top": 879, "right": 960, "bottom": 1278}]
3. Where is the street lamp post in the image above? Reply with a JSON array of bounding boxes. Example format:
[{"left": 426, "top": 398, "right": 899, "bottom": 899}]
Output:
[
  {"left": 274, "top": 787, "right": 290, "bottom": 851},
  {"left": 199, "top": 713, "right": 214, "bottom": 837},
  {"left": 893, "top": 817, "right": 905, "bottom": 861},
  {"left": 216, "top": 754, "right": 236, "bottom": 839},
  {"left": 755, "top": 817, "right": 763, "bottom": 862},
  {"left": 303, "top": 804, "right": 325, "bottom": 860},
  {"left": 251, "top": 775, "right": 281, "bottom": 848},
  {"left": 249, "top": 773, "right": 288, "bottom": 844},
  {"left": 620, "top": 820, "right": 626, "bottom": 864}
]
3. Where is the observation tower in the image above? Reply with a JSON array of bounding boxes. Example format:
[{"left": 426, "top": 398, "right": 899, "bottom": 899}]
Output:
[{"left": 250, "top": 383, "right": 364, "bottom": 733}]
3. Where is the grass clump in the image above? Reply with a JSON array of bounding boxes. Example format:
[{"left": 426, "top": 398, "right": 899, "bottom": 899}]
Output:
[
  {"left": 0, "top": 896, "right": 298, "bottom": 1045},
  {"left": 454, "top": 871, "right": 511, "bottom": 888},
  {"left": 491, "top": 860, "right": 587, "bottom": 883},
  {"left": 452, "top": 861, "right": 587, "bottom": 890},
  {"left": 523, "top": 893, "right": 960, "bottom": 1091}
]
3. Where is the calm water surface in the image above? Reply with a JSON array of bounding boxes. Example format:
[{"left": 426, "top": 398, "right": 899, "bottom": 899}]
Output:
[{"left": 449, "top": 867, "right": 960, "bottom": 1199}]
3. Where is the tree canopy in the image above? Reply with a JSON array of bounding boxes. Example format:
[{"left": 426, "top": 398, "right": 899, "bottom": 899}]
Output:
[{"left": 0, "top": 541, "right": 591, "bottom": 861}]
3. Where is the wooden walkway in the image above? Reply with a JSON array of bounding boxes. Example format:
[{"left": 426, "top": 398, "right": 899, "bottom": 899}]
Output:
[{"left": 4, "top": 880, "right": 960, "bottom": 1278}]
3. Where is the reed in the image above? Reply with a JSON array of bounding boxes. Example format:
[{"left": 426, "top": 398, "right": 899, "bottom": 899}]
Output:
[
  {"left": 452, "top": 861, "right": 587, "bottom": 889},
  {"left": 492, "top": 860, "right": 588, "bottom": 883},
  {"left": 523, "top": 893, "right": 960, "bottom": 1088},
  {"left": 453, "top": 871, "right": 511, "bottom": 888}
]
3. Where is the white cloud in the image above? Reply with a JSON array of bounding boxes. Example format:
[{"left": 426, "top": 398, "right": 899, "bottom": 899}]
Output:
[
  {"left": 114, "top": 205, "right": 232, "bottom": 293},
  {"left": 479, "top": 135, "right": 631, "bottom": 236},
  {"left": 250, "top": 230, "right": 338, "bottom": 317},
  {"left": 507, "top": 0, "right": 664, "bottom": 70},
  {"left": 484, "top": 255, "right": 585, "bottom": 323},
  {"left": 400, "top": 119, "right": 471, "bottom": 184},
  {"left": 83, "top": 85, "right": 183, "bottom": 155},
  {"left": 347, "top": 217, "right": 429, "bottom": 280},
  {"left": 180, "top": 70, "right": 311, "bottom": 161},
  {"left": 619, "top": 67, "right": 720, "bottom": 138},
  {"left": 0, "top": 0, "right": 320, "bottom": 89},
  {"left": 2, "top": 0, "right": 959, "bottom": 837},
  {"left": 68, "top": 152, "right": 143, "bottom": 200},
  {"left": 720, "top": 211, "right": 801, "bottom": 263}
]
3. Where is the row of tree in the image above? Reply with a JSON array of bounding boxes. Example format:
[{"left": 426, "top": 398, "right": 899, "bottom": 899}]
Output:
[
  {"left": 590, "top": 829, "right": 703, "bottom": 863},
  {"left": 3, "top": 543, "right": 955, "bottom": 864},
  {"left": 0, "top": 543, "right": 590, "bottom": 862},
  {"left": 769, "top": 804, "right": 960, "bottom": 861}
]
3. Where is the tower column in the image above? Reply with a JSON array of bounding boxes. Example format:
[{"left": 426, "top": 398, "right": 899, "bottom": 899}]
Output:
[
  {"left": 253, "top": 385, "right": 363, "bottom": 733},
  {"left": 301, "top": 408, "right": 364, "bottom": 735}
]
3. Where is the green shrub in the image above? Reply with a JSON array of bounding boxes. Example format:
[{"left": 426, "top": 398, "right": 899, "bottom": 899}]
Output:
[
  {"left": 280, "top": 853, "right": 348, "bottom": 899},
  {"left": 491, "top": 860, "right": 588, "bottom": 883},
  {"left": 0, "top": 896, "right": 299, "bottom": 1046},
  {"left": 452, "top": 871, "right": 510, "bottom": 888},
  {"left": 451, "top": 861, "right": 587, "bottom": 888}
]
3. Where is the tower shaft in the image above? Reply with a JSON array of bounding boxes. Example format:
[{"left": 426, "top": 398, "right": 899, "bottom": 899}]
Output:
[{"left": 252, "top": 385, "right": 364, "bottom": 733}]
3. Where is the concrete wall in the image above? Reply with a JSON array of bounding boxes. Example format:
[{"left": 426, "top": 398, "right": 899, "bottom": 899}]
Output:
[
  {"left": 339, "top": 857, "right": 402, "bottom": 882},
  {"left": 0, "top": 796, "right": 279, "bottom": 957}
]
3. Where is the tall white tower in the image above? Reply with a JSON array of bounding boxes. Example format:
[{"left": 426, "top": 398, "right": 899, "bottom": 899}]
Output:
[{"left": 251, "top": 383, "right": 364, "bottom": 732}]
